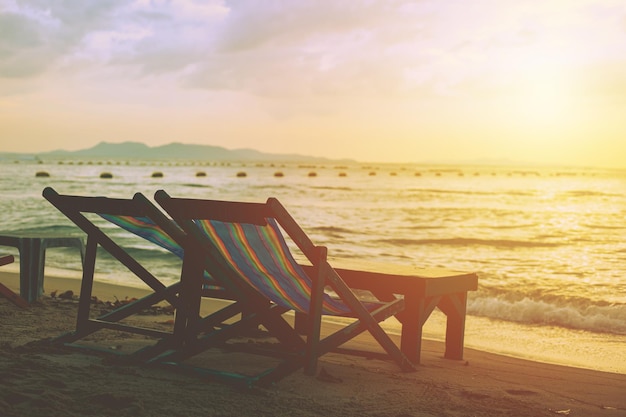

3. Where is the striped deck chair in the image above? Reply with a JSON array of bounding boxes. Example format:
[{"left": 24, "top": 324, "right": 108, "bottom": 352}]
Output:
[
  {"left": 42, "top": 187, "right": 245, "bottom": 359},
  {"left": 154, "top": 190, "right": 416, "bottom": 386}
]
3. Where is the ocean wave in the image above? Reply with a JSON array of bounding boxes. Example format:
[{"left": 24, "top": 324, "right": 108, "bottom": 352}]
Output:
[
  {"left": 310, "top": 186, "right": 354, "bottom": 191},
  {"left": 248, "top": 183, "right": 294, "bottom": 190},
  {"left": 97, "top": 245, "right": 178, "bottom": 261},
  {"left": 407, "top": 188, "right": 494, "bottom": 196},
  {"left": 0, "top": 224, "right": 81, "bottom": 236},
  {"left": 406, "top": 188, "right": 536, "bottom": 197},
  {"left": 379, "top": 237, "right": 560, "bottom": 248},
  {"left": 179, "top": 183, "right": 214, "bottom": 189},
  {"left": 560, "top": 190, "right": 622, "bottom": 198},
  {"left": 481, "top": 223, "right": 538, "bottom": 230},
  {"left": 468, "top": 295, "right": 626, "bottom": 335},
  {"left": 581, "top": 223, "right": 626, "bottom": 230},
  {"left": 312, "top": 225, "right": 355, "bottom": 235},
  {"left": 406, "top": 225, "right": 446, "bottom": 230}
]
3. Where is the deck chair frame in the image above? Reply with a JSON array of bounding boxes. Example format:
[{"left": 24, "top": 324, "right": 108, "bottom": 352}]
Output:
[
  {"left": 153, "top": 190, "right": 416, "bottom": 386},
  {"left": 44, "top": 187, "right": 304, "bottom": 367},
  {"left": 42, "top": 187, "right": 245, "bottom": 359}
]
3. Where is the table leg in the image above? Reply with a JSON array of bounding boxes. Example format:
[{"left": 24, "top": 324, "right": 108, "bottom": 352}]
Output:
[
  {"left": 440, "top": 292, "right": 468, "bottom": 360},
  {"left": 400, "top": 292, "right": 423, "bottom": 364},
  {"left": 19, "top": 239, "right": 45, "bottom": 303}
]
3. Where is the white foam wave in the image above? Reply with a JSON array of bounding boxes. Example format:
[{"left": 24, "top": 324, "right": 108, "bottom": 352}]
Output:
[{"left": 468, "top": 296, "right": 626, "bottom": 335}]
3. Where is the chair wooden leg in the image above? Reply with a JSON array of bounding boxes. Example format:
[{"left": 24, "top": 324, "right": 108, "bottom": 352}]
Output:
[
  {"left": 294, "top": 312, "right": 309, "bottom": 335},
  {"left": 76, "top": 236, "right": 97, "bottom": 332},
  {"left": 304, "top": 246, "right": 326, "bottom": 376},
  {"left": 176, "top": 249, "right": 204, "bottom": 346}
]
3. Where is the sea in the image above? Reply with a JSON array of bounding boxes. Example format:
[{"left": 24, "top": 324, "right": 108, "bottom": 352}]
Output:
[{"left": 1, "top": 158, "right": 624, "bottom": 374}]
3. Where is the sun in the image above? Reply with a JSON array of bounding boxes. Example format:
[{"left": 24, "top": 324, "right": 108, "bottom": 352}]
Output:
[
  {"left": 502, "top": 50, "right": 573, "bottom": 128},
  {"left": 512, "top": 57, "right": 573, "bottom": 128},
  {"left": 526, "top": 79, "right": 566, "bottom": 120}
]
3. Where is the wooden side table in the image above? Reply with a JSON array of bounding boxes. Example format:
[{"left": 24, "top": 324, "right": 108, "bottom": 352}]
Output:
[
  {"left": 0, "top": 234, "right": 85, "bottom": 303},
  {"left": 301, "top": 260, "right": 478, "bottom": 364}
]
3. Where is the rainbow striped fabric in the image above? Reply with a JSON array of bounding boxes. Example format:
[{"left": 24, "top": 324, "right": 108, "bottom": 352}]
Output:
[
  {"left": 99, "top": 214, "right": 218, "bottom": 288},
  {"left": 100, "top": 214, "right": 380, "bottom": 317},
  {"left": 194, "top": 217, "right": 378, "bottom": 316},
  {"left": 100, "top": 215, "right": 184, "bottom": 257}
]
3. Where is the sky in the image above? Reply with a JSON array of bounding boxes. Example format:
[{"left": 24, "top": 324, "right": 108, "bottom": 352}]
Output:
[{"left": 1, "top": 0, "right": 625, "bottom": 167}]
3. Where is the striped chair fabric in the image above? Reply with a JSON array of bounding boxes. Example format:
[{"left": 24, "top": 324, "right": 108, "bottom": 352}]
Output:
[
  {"left": 99, "top": 214, "right": 219, "bottom": 288},
  {"left": 194, "top": 217, "right": 380, "bottom": 316}
]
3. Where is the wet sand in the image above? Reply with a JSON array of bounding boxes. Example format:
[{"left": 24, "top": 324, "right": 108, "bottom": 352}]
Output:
[{"left": 1, "top": 270, "right": 625, "bottom": 417}]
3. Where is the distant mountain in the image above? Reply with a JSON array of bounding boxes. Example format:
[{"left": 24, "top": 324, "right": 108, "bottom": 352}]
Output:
[{"left": 2, "top": 141, "right": 354, "bottom": 163}]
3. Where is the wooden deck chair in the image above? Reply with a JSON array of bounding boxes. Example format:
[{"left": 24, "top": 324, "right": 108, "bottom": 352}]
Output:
[
  {"left": 42, "top": 187, "right": 250, "bottom": 359},
  {"left": 153, "top": 190, "right": 417, "bottom": 386}
]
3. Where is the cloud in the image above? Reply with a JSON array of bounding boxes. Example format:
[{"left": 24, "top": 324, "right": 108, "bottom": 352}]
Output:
[
  {"left": 184, "top": 0, "right": 436, "bottom": 97},
  {"left": 103, "top": 1, "right": 225, "bottom": 74},
  {"left": 0, "top": 0, "right": 130, "bottom": 77},
  {"left": 1, "top": 0, "right": 437, "bottom": 98},
  {"left": 214, "top": 0, "right": 397, "bottom": 52},
  {"left": 2, "top": 0, "right": 625, "bottom": 105},
  {"left": 0, "top": 12, "right": 42, "bottom": 49},
  {"left": 0, "top": 12, "right": 47, "bottom": 77}
]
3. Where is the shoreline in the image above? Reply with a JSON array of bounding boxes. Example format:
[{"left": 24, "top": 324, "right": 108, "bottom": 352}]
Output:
[
  {"left": 1, "top": 270, "right": 625, "bottom": 416},
  {"left": 2, "top": 269, "right": 624, "bottom": 374}
]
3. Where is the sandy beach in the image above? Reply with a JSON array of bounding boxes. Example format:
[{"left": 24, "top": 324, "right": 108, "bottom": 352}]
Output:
[{"left": 0, "top": 270, "right": 625, "bottom": 417}]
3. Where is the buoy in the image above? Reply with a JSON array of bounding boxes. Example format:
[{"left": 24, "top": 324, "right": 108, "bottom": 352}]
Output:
[
  {"left": 35, "top": 171, "right": 50, "bottom": 178},
  {"left": 100, "top": 172, "right": 113, "bottom": 179}
]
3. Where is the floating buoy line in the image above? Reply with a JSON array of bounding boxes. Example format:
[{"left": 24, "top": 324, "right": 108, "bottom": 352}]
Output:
[{"left": 24, "top": 160, "right": 555, "bottom": 179}]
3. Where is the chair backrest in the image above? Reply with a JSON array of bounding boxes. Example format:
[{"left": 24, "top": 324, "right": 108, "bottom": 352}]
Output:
[
  {"left": 42, "top": 187, "right": 203, "bottom": 293},
  {"left": 154, "top": 190, "right": 370, "bottom": 316},
  {"left": 99, "top": 214, "right": 185, "bottom": 259},
  {"left": 196, "top": 217, "right": 355, "bottom": 315},
  {"left": 100, "top": 209, "right": 222, "bottom": 289},
  {"left": 44, "top": 186, "right": 182, "bottom": 252}
]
